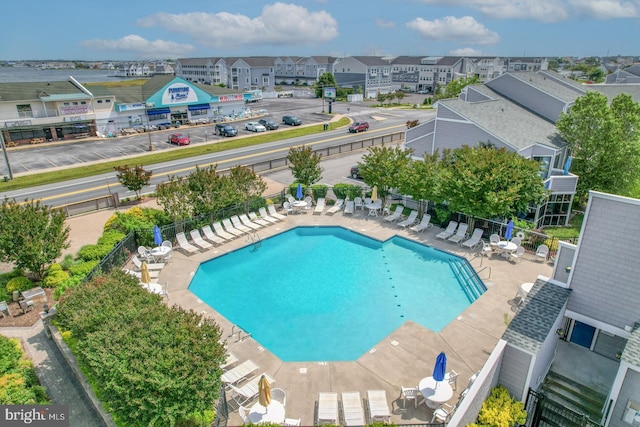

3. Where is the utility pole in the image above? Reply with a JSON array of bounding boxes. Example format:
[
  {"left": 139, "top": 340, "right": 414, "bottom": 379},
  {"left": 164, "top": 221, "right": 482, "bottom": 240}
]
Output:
[
  {"left": 0, "top": 130, "right": 14, "bottom": 180},
  {"left": 144, "top": 101, "right": 154, "bottom": 151}
]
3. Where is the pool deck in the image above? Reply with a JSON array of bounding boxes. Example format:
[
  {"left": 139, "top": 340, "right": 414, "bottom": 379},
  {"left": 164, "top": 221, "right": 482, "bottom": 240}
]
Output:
[{"left": 157, "top": 210, "right": 553, "bottom": 426}]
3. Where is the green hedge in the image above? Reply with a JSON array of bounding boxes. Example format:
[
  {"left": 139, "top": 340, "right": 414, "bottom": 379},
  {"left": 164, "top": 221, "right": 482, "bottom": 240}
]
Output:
[
  {"left": 0, "top": 336, "right": 49, "bottom": 404},
  {"left": 332, "top": 183, "right": 364, "bottom": 201}
]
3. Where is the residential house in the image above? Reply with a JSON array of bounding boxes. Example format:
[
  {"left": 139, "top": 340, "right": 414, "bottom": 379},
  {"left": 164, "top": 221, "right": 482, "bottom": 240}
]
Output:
[
  {"left": 333, "top": 56, "right": 393, "bottom": 98},
  {"left": 175, "top": 57, "right": 228, "bottom": 86}
]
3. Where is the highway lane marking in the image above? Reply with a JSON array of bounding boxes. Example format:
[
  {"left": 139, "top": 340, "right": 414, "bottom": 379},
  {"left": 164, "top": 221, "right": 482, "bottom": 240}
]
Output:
[{"left": 13, "top": 124, "right": 406, "bottom": 203}]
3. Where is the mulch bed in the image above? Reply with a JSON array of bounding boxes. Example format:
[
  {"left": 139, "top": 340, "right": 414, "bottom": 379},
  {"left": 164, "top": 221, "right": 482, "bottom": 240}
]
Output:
[{"left": 0, "top": 288, "right": 55, "bottom": 328}]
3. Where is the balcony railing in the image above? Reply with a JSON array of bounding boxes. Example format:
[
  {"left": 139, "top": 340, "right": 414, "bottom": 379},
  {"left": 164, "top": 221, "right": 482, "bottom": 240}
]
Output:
[{"left": 545, "top": 170, "right": 578, "bottom": 194}]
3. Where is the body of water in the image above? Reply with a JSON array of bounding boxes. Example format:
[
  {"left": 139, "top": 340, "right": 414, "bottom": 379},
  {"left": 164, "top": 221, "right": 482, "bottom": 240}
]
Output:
[
  {"left": 188, "top": 226, "right": 485, "bottom": 362},
  {"left": 0, "top": 67, "right": 139, "bottom": 83}
]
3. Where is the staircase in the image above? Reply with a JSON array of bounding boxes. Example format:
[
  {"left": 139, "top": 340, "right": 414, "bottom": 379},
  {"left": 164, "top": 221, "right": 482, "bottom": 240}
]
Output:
[{"left": 539, "top": 371, "right": 606, "bottom": 425}]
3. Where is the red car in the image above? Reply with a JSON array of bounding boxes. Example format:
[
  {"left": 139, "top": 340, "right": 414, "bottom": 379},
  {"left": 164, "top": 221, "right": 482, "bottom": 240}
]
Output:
[
  {"left": 168, "top": 133, "right": 190, "bottom": 146},
  {"left": 348, "top": 121, "right": 369, "bottom": 133}
]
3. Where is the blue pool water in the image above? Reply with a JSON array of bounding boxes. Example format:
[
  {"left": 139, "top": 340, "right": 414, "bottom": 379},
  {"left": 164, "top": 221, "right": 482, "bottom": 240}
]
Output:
[{"left": 189, "top": 226, "right": 485, "bottom": 362}]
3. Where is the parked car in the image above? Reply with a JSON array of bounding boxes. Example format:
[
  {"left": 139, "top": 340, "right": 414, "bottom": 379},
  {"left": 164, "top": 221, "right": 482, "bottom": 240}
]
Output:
[
  {"left": 168, "top": 133, "right": 190, "bottom": 146},
  {"left": 350, "top": 166, "right": 362, "bottom": 179},
  {"left": 282, "top": 115, "right": 302, "bottom": 126},
  {"left": 157, "top": 122, "right": 172, "bottom": 130},
  {"left": 245, "top": 121, "right": 267, "bottom": 132},
  {"left": 215, "top": 123, "right": 238, "bottom": 137},
  {"left": 258, "top": 118, "right": 279, "bottom": 130},
  {"left": 348, "top": 121, "right": 369, "bottom": 133}
]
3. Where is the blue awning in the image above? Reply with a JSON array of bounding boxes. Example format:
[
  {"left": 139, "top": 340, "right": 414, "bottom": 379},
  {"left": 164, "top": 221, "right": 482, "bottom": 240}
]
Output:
[
  {"left": 188, "top": 103, "right": 211, "bottom": 111},
  {"left": 147, "top": 108, "right": 170, "bottom": 115}
]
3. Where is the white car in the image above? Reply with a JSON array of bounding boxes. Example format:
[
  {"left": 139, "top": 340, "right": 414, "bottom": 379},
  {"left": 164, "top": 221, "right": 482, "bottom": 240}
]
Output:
[{"left": 245, "top": 121, "right": 266, "bottom": 132}]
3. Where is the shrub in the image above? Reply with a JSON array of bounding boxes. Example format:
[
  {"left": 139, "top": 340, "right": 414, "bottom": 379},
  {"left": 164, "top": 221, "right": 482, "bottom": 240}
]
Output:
[
  {"left": 77, "top": 244, "right": 113, "bottom": 262},
  {"left": 47, "top": 264, "right": 63, "bottom": 273},
  {"left": 53, "top": 275, "right": 85, "bottom": 299},
  {"left": 97, "top": 230, "right": 126, "bottom": 247},
  {"left": 0, "top": 336, "right": 49, "bottom": 404},
  {"left": 68, "top": 260, "right": 99, "bottom": 278},
  {"left": 311, "top": 184, "right": 328, "bottom": 200},
  {"left": 468, "top": 385, "right": 526, "bottom": 427},
  {"left": 60, "top": 254, "right": 75, "bottom": 271},
  {"left": 6, "top": 276, "right": 33, "bottom": 294},
  {"left": 43, "top": 269, "right": 70, "bottom": 288},
  {"left": 333, "top": 183, "right": 363, "bottom": 201}
]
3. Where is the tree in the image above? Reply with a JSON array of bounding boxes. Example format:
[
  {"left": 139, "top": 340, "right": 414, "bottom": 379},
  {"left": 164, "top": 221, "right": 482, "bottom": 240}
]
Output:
[
  {"left": 114, "top": 164, "right": 153, "bottom": 199},
  {"left": 358, "top": 145, "right": 414, "bottom": 202},
  {"left": 433, "top": 76, "right": 480, "bottom": 101},
  {"left": 556, "top": 92, "right": 640, "bottom": 205},
  {"left": 228, "top": 165, "right": 267, "bottom": 210},
  {"left": 155, "top": 176, "right": 193, "bottom": 225},
  {"left": 315, "top": 72, "right": 337, "bottom": 98},
  {"left": 0, "top": 198, "right": 70, "bottom": 280},
  {"left": 186, "top": 165, "right": 231, "bottom": 216},
  {"left": 439, "top": 145, "right": 547, "bottom": 221},
  {"left": 287, "top": 145, "right": 323, "bottom": 186},
  {"left": 397, "top": 151, "right": 443, "bottom": 214}
]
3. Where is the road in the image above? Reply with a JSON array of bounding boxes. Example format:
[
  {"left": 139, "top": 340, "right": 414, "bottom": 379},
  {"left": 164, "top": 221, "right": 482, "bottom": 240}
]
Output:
[{"left": 1, "top": 98, "right": 433, "bottom": 207}]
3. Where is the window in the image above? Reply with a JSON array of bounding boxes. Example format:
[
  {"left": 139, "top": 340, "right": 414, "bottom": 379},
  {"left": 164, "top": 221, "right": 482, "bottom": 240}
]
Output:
[
  {"left": 533, "top": 156, "right": 552, "bottom": 179},
  {"left": 16, "top": 104, "right": 33, "bottom": 118}
]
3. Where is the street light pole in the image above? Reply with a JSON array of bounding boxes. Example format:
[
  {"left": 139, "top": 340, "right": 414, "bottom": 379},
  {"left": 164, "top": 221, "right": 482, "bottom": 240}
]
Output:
[
  {"left": 0, "top": 130, "right": 14, "bottom": 180},
  {"left": 144, "top": 102, "right": 154, "bottom": 151}
]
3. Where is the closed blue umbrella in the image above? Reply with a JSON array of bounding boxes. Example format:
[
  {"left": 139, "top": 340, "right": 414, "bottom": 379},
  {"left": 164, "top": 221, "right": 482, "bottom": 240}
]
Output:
[
  {"left": 505, "top": 219, "right": 515, "bottom": 241},
  {"left": 153, "top": 225, "right": 162, "bottom": 246},
  {"left": 433, "top": 352, "right": 447, "bottom": 382},
  {"left": 296, "top": 183, "right": 303, "bottom": 200},
  {"left": 563, "top": 156, "right": 572, "bottom": 175}
]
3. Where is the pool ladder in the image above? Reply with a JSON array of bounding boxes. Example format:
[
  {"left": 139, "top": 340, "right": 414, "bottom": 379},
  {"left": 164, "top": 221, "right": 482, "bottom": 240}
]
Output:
[
  {"left": 229, "top": 325, "right": 252, "bottom": 342},
  {"left": 246, "top": 230, "right": 262, "bottom": 250}
]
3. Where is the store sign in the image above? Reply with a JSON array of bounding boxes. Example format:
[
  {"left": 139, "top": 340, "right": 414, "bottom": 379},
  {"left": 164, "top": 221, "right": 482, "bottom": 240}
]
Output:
[
  {"left": 60, "top": 105, "right": 90, "bottom": 115},
  {"left": 323, "top": 87, "right": 336, "bottom": 99},
  {"left": 6, "top": 120, "right": 32, "bottom": 127},
  {"left": 162, "top": 83, "right": 198, "bottom": 104},
  {"left": 218, "top": 94, "right": 244, "bottom": 102},
  {"left": 119, "top": 102, "right": 145, "bottom": 112}
]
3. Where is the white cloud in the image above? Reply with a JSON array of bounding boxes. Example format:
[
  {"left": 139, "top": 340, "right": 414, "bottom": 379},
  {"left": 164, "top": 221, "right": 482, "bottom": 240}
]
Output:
[
  {"left": 449, "top": 47, "right": 485, "bottom": 56},
  {"left": 418, "top": 0, "right": 568, "bottom": 22},
  {"left": 136, "top": 3, "right": 339, "bottom": 49},
  {"left": 568, "top": 0, "right": 640, "bottom": 18},
  {"left": 406, "top": 16, "right": 500, "bottom": 45},
  {"left": 80, "top": 35, "right": 194, "bottom": 59},
  {"left": 375, "top": 18, "right": 396, "bottom": 29}
]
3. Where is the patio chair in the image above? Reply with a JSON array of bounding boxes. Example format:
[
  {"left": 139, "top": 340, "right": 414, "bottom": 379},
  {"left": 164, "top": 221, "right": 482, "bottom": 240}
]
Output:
[
  {"left": 304, "top": 196, "right": 313, "bottom": 213},
  {"left": 343, "top": 200, "right": 355, "bottom": 215},
  {"left": 201, "top": 225, "right": 225, "bottom": 245},
  {"left": 271, "top": 388, "right": 287, "bottom": 407},
  {"left": 238, "top": 406, "right": 249, "bottom": 424},
  {"left": 445, "top": 370, "right": 460, "bottom": 390},
  {"left": 189, "top": 229, "right": 213, "bottom": 250},
  {"left": 19, "top": 299, "right": 35, "bottom": 314},
  {"left": 509, "top": 245, "right": 526, "bottom": 263},
  {"left": 461, "top": 228, "right": 484, "bottom": 249},
  {"left": 229, "top": 373, "right": 275, "bottom": 407},
  {"left": 489, "top": 233, "right": 501, "bottom": 247},
  {"left": 397, "top": 210, "right": 419, "bottom": 229},
  {"left": 137, "top": 246, "right": 151, "bottom": 260},
  {"left": 326, "top": 199, "right": 344, "bottom": 215},
  {"left": 132, "top": 255, "right": 165, "bottom": 271},
  {"left": 400, "top": 386, "right": 420, "bottom": 409},
  {"left": 267, "top": 204, "right": 287, "bottom": 220},
  {"left": 314, "top": 197, "right": 326, "bottom": 214},
  {"left": 239, "top": 213, "right": 262, "bottom": 230},
  {"left": 317, "top": 392, "right": 339, "bottom": 425},
  {"left": 230, "top": 215, "right": 253, "bottom": 233},
  {"left": 176, "top": 232, "right": 200, "bottom": 254},
  {"left": 383, "top": 205, "right": 404, "bottom": 222},
  {"left": 222, "top": 218, "right": 246, "bottom": 236},
  {"left": 160, "top": 240, "right": 173, "bottom": 262},
  {"left": 410, "top": 214, "right": 433, "bottom": 233},
  {"left": 435, "top": 221, "right": 459, "bottom": 240},
  {"left": 367, "top": 390, "right": 391, "bottom": 423},
  {"left": 282, "top": 201, "right": 294, "bottom": 216},
  {"left": 431, "top": 401, "right": 457, "bottom": 423},
  {"left": 341, "top": 391, "right": 365, "bottom": 426},
  {"left": 213, "top": 221, "right": 237, "bottom": 240},
  {"left": 258, "top": 207, "right": 280, "bottom": 223},
  {"left": 511, "top": 237, "right": 521, "bottom": 246},
  {"left": 447, "top": 223, "right": 469, "bottom": 244},
  {"left": 354, "top": 197, "right": 364, "bottom": 211},
  {"left": 535, "top": 244, "right": 549, "bottom": 262},
  {"left": 248, "top": 212, "right": 271, "bottom": 227},
  {"left": 283, "top": 418, "right": 301, "bottom": 426}
]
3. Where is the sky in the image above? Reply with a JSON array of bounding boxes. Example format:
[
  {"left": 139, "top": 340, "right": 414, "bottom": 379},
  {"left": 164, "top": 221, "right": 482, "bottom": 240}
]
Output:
[{"left": 2, "top": 0, "right": 639, "bottom": 61}]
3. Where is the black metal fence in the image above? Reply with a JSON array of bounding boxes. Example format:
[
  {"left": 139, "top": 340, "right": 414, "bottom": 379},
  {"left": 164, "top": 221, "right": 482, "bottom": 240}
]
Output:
[{"left": 524, "top": 389, "right": 604, "bottom": 427}]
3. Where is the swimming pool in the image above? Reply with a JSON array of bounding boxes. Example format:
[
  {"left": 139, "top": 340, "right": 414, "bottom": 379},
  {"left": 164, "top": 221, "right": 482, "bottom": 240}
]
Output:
[{"left": 189, "top": 226, "right": 485, "bottom": 362}]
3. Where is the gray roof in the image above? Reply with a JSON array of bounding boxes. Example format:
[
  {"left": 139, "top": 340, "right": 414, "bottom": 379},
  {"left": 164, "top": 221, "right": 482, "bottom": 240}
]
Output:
[
  {"left": 437, "top": 85, "right": 565, "bottom": 151},
  {"left": 391, "top": 56, "right": 426, "bottom": 65},
  {"left": 436, "top": 56, "right": 462, "bottom": 66},
  {"left": 0, "top": 80, "right": 88, "bottom": 102},
  {"left": 587, "top": 83, "right": 640, "bottom": 104},
  {"left": 239, "top": 56, "right": 276, "bottom": 67},
  {"left": 502, "top": 279, "right": 572, "bottom": 354},
  {"left": 621, "top": 323, "right": 640, "bottom": 367},
  {"left": 350, "top": 56, "right": 393, "bottom": 66}
]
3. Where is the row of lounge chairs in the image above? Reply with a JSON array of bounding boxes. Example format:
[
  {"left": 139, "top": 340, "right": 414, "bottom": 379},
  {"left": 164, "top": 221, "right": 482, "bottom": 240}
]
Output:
[
  {"left": 221, "top": 359, "right": 276, "bottom": 408},
  {"left": 436, "top": 221, "right": 485, "bottom": 249},
  {"left": 382, "top": 208, "right": 434, "bottom": 233},
  {"left": 174, "top": 206, "right": 286, "bottom": 254},
  {"left": 317, "top": 390, "right": 391, "bottom": 426}
]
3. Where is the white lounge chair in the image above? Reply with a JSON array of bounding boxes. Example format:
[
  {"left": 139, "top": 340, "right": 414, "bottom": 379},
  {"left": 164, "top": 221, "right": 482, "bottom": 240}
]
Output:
[
  {"left": 367, "top": 390, "right": 391, "bottom": 423},
  {"left": 397, "top": 210, "right": 419, "bottom": 229},
  {"left": 435, "top": 221, "right": 459, "bottom": 240},
  {"left": 267, "top": 204, "right": 287, "bottom": 220},
  {"left": 230, "top": 215, "right": 253, "bottom": 233},
  {"left": 448, "top": 223, "right": 469, "bottom": 244},
  {"left": 341, "top": 391, "right": 365, "bottom": 426},
  {"left": 314, "top": 197, "right": 326, "bottom": 214},
  {"left": 222, "top": 218, "right": 245, "bottom": 236},
  {"left": 248, "top": 212, "right": 270, "bottom": 227},
  {"left": 535, "top": 244, "right": 549, "bottom": 262},
  {"left": 343, "top": 200, "right": 355, "bottom": 215},
  {"left": 239, "top": 213, "right": 262, "bottom": 230},
  {"left": 461, "top": 228, "right": 484, "bottom": 249},
  {"left": 132, "top": 255, "right": 164, "bottom": 271},
  {"left": 176, "top": 232, "right": 200, "bottom": 254},
  {"left": 258, "top": 207, "right": 279, "bottom": 223},
  {"left": 410, "top": 214, "right": 433, "bottom": 233},
  {"left": 213, "top": 221, "right": 237, "bottom": 240},
  {"left": 220, "top": 359, "right": 259, "bottom": 385},
  {"left": 326, "top": 199, "right": 344, "bottom": 215},
  {"left": 229, "top": 373, "right": 275, "bottom": 407},
  {"left": 189, "top": 229, "right": 213, "bottom": 249},
  {"left": 317, "top": 392, "right": 339, "bottom": 425},
  {"left": 123, "top": 268, "right": 159, "bottom": 281},
  {"left": 201, "top": 225, "right": 226, "bottom": 245},
  {"left": 383, "top": 205, "right": 404, "bottom": 222}
]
